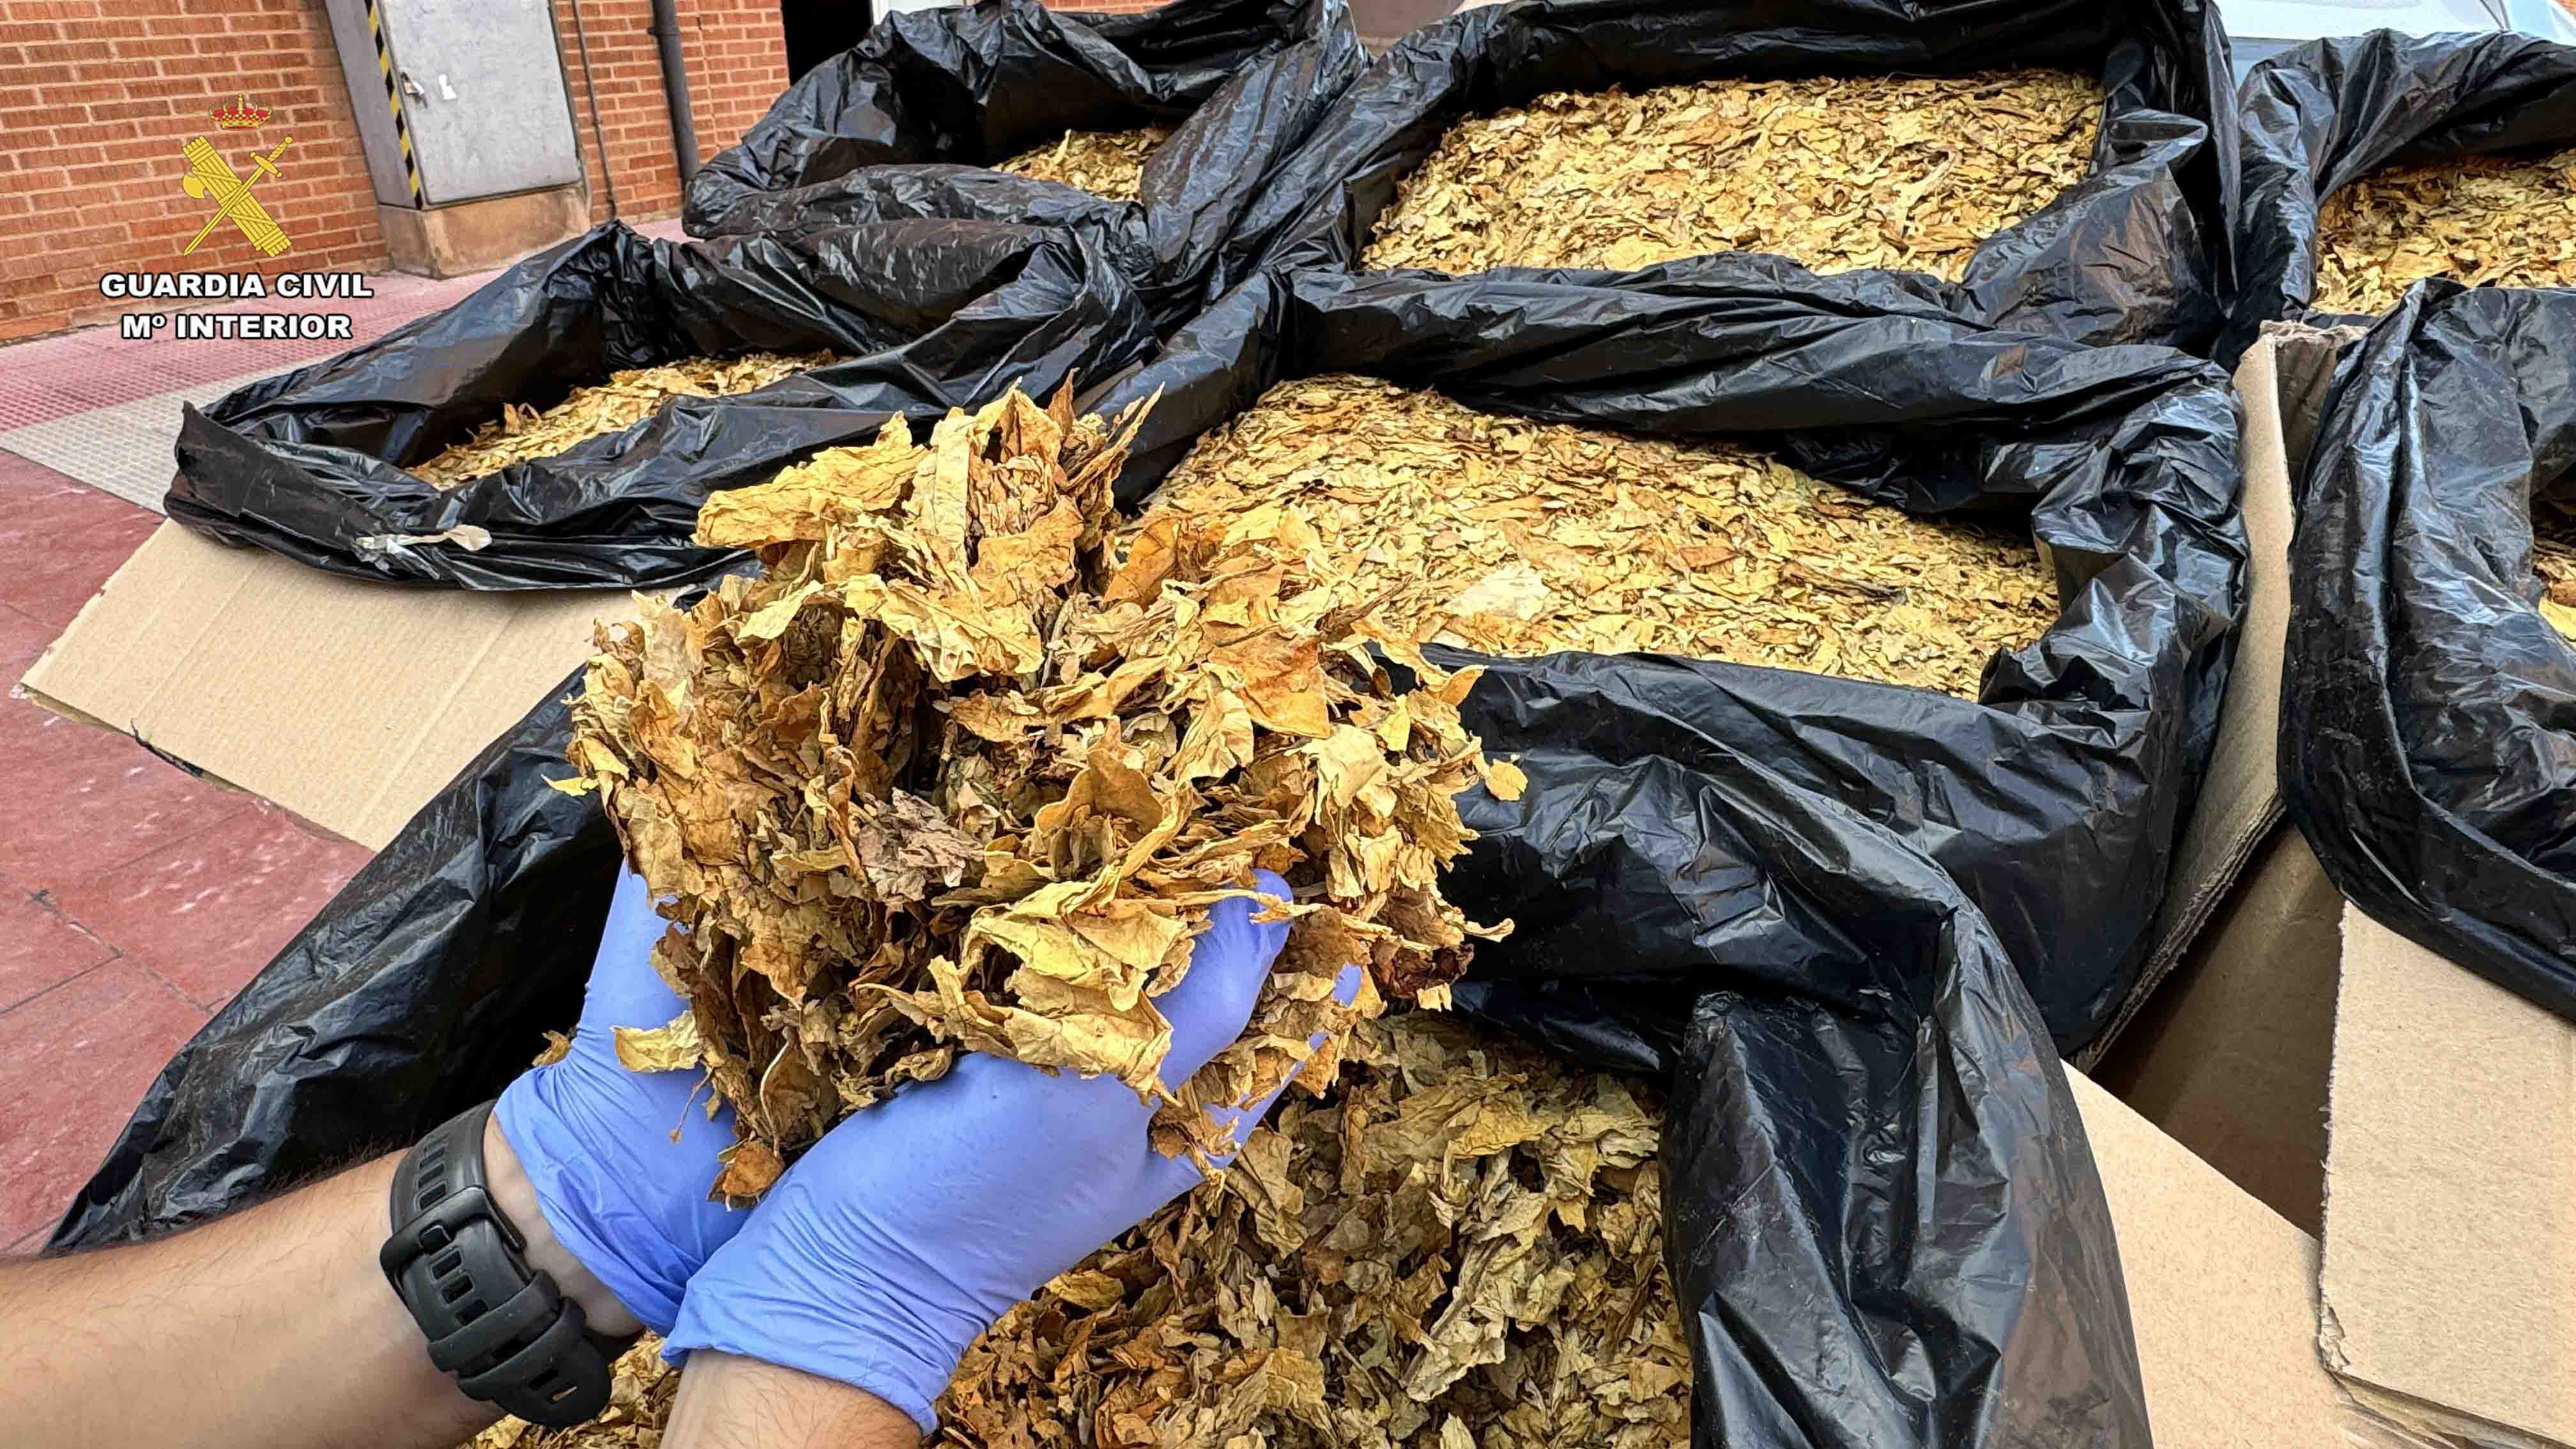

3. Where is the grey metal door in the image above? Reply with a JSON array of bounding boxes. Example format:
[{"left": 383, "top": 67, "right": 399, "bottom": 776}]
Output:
[{"left": 379, "top": 0, "right": 584, "bottom": 204}]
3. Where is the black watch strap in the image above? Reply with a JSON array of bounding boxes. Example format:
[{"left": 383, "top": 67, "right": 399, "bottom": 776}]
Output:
[{"left": 379, "top": 1101, "right": 620, "bottom": 1427}]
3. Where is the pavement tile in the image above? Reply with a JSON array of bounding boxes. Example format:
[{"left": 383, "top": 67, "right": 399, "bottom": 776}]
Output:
[
  {"left": 0, "top": 686, "right": 253, "bottom": 889},
  {"left": 46, "top": 804, "right": 370, "bottom": 1011},
  {"left": 0, "top": 960, "right": 206, "bottom": 1246},
  {"left": 0, "top": 884, "right": 118, "bottom": 1016},
  {"left": 0, "top": 475, "right": 160, "bottom": 628}
]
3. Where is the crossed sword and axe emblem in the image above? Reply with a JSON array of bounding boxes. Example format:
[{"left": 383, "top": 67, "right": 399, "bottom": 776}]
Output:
[{"left": 180, "top": 134, "right": 296, "bottom": 257}]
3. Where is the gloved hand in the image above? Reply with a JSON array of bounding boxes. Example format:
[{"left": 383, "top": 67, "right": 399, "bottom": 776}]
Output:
[
  {"left": 493, "top": 869, "right": 743, "bottom": 1335},
  {"left": 663, "top": 870, "right": 1354, "bottom": 1433}
]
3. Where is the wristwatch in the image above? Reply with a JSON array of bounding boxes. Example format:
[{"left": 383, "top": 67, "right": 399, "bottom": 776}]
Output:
[{"left": 379, "top": 1101, "right": 622, "bottom": 1427}]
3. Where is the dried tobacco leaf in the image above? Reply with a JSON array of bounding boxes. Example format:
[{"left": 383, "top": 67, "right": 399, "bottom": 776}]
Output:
[
  {"left": 471, "top": 1335, "right": 677, "bottom": 1449},
  {"left": 1143, "top": 376, "right": 2055, "bottom": 698},
  {"left": 470, "top": 1015, "right": 1685, "bottom": 1449},
  {"left": 1365, "top": 70, "right": 2101, "bottom": 280},
  {"left": 413, "top": 351, "right": 836, "bottom": 489},
  {"left": 2314, "top": 145, "right": 2576, "bottom": 314},
  {"left": 569, "top": 382, "right": 1512, "bottom": 1178},
  {"left": 2536, "top": 502, "right": 2576, "bottom": 640},
  {"left": 994, "top": 126, "right": 1173, "bottom": 201}
]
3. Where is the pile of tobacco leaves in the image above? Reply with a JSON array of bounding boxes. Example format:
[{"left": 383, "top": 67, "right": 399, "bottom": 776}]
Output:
[
  {"left": 413, "top": 351, "right": 834, "bottom": 489},
  {"left": 995, "top": 126, "right": 1173, "bottom": 201},
  {"left": 1144, "top": 375, "right": 2055, "bottom": 698},
  {"left": 2313, "top": 145, "right": 2576, "bottom": 314},
  {"left": 472, "top": 1014, "right": 1683, "bottom": 1449},
  {"left": 564, "top": 381, "right": 1517, "bottom": 1190},
  {"left": 1363, "top": 70, "right": 2101, "bottom": 279}
]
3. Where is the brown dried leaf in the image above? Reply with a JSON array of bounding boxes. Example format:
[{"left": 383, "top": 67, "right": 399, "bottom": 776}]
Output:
[
  {"left": 611, "top": 1012, "right": 705, "bottom": 1074},
  {"left": 2315, "top": 144, "right": 2576, "bottom": 314},
  {"left": 415, "top": 351, "right": 835, "bottom": 489},
  {"left": 1144, "top": 376, "right": 2055, "bottom": 698},
  {"left": 993, "top": 126, "right": 1172, "bottom": 201},
  {"left": 1365, "top": 70, "right": 2100, "bottom": 281}
]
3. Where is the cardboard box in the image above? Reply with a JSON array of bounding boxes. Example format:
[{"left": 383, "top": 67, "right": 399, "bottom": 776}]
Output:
[
  {"left": 19, "top": 522, "right": 618, "bottom": 850},
  {"left": 2098, "top": 325, "right": 2576, "bottom": 1448},
  {"left": 2073, "top": 1070, "right": 2388, "bottom": 1448}
]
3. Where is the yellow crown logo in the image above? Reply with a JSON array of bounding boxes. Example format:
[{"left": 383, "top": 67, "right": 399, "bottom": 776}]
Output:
[{"left": 213, "top": 94, "right": 270, "bottom": 130}]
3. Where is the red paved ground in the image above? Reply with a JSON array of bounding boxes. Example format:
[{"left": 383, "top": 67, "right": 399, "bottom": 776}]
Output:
[{"left": 0, "top": 449, "right": 373, "bottom": 1252}]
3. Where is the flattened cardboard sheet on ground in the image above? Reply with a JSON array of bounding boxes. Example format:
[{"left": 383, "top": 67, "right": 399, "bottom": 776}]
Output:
[{"left": 22, "top": 522, "right": 617, "bottom": 850}]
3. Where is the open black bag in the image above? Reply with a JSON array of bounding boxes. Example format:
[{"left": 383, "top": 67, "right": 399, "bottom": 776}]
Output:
[
  {"left": 1086, "top": 257, "right": 2246, "bottom": 1049},
  {"left": 2280, "top": 283, "right": 2576, "bottom": 1022},
  {"left": 60, "top": 257, "right": 2235, "bottom": 1446},
  {"left": 164, "top": 218, "right": 1154, "bottom": 588},
  {"left": 2227, "top": 28, "right": 2576, "bottom": 364},
  {"left": 684, "top": 0, "right": 1363, "bottom": 334},
  {"left": 1217, "top": 0, "right": 2240, "bottom": 351}
]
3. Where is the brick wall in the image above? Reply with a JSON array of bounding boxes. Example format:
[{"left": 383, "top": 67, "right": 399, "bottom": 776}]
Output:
[
  {"left": 0, "top": 0, "right": 788, "bottom": 342},
  {"left": 553, "top": 0, "right": 788, "bottom": 224},
  {"left": 0, "top": 0, "right": 386, "bottom": 342}
]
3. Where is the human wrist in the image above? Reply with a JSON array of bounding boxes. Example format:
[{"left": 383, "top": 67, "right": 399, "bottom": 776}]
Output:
[
  {"left": 664, "top": 1351, "right": 920, "bottom": 1449},
  {"left": 480, "top": 1111, "right": 645, "bottom": 1339}
]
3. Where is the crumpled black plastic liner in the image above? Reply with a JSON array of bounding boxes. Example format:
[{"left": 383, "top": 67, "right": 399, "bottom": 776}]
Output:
[
  {"left": 685, "top": 0, "right": 1363, "bottom": 335},
  {"left": 2228, "top": 29, "right": 2576, "bottom": 363},
  {"left": 62, "top": 257, "right": 2238, "bottom": 1449},
  {"left": 1218, "top": 0, "right": 2240, "bottom": 352},
  {"left": 1086, "top": 256, "right": 2246, "bottom": 1050},
  {"left": 2281, "top": 282, "right": 2576, "bottom": 1023},
  {"left": 165, "top": 218, "right": 1155, "bottom": 588}
]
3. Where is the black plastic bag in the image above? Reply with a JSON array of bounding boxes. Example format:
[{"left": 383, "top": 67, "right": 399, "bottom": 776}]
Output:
[
  {"left": 51, "top": 680, "right": 623, "bottom": 1243},
  {"left": 1085, "top": 257, "right": 2246, "bottom": 1046},
  {"left": 1442, "top": 646, "right": 2149, "bottom": 1447},
  {"left": 1218, "top": 0, "right": 2239, "bottom": 351},
  {"left": 57, "top": 661, "right": 2153, "bottom": 1449},
  {"left": 2280, "top": 283, "right": 2576, "bottom": 1022},
  {"left": 165, "top": 218, "right": 1154, "bottom": 589},
  {"left": 684, "top": 0, "right": 1363, "bottom": 334},
  {"left": 2228, "top": 29, "right": 2576, "bottom": 363}
]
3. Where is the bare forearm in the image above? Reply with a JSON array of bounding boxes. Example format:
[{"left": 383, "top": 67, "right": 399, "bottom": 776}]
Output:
[
  {"left": 664, "top": 1353, "right": 919, "bottom": 1449},
  {"left": 0, "top": 1153, "right": 496, "bottom": 1449}
]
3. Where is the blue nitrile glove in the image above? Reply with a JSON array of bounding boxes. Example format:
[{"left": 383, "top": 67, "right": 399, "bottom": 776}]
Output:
[
  {"left": 663, "top": 870, "right": 1360, "bottom": 1434},
  {"left": 493, "top": 869, "right": 744, "bottom": 1335}
]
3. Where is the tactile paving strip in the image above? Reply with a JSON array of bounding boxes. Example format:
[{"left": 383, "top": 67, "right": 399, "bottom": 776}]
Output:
[{"left": 0, "top": 371, "right": 276, "bottom": 512}]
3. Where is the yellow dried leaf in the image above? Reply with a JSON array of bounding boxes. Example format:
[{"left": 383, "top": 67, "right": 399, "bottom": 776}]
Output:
[
  {"left": 993, "top": 125, "right": 1171, "bottom": 200},
  {"left": 611, "top": 1012, "right": 705, "bottom": 1074},
  {"left": 2315, "top": 145, "right": 2576, "bottom": 314},
  {"left": 415, "top": 351, "right": 833, "bottom": 489},
  {"left": 1365, "top": 71, "right": 2099, "bottom": 282}
]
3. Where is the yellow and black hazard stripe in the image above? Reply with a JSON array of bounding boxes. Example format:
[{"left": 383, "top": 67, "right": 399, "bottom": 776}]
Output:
[{"left": 368, "top": 0, "right": 424, "bottom": 203}]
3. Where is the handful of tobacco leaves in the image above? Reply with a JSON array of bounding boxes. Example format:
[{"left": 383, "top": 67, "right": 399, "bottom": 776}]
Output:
[
  {"left": 2313, "top": 145, "right": 2576, "bottom": 314},
  {"left": 414, "top": 351, "right": 834, "bottom": 489},
  {"left": 473, "top": 1015, "right": 1685, "bottom": 1449},
  {"left": 995, "top": 126, "right": 1172, "bottom": 201},
  {"left": 1363, "top": 70, "right": 2101, "bottom": 280},
  {"left": 564, "top": 382, "right": 1517, "bottom": 1190}
]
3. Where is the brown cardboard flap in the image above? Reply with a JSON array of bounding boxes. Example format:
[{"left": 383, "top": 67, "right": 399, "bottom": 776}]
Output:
[
  {"left": 2071, "top": 1071, "right": 2377, "bottom": 1448},
  {"left": 2083, "top": 326, "right": 2340, "bottom": 1059},
  {"left": 20, "top": 523, "right": 620, "bottom": 850},
  {"left": 2094, "top": 824, "right": 2343, "bottom": 1234},
  {"left": 2320, "top": 905, "right": 2576, "bottom": 1449}
]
